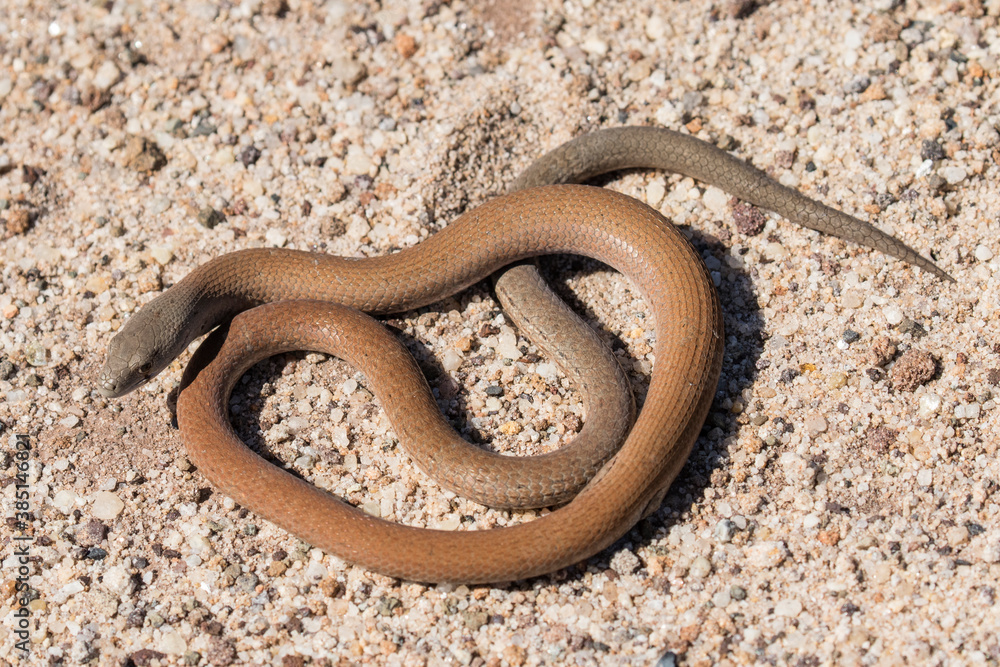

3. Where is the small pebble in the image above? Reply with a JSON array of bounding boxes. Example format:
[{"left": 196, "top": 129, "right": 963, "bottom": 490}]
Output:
[
  {"left": 345, "top": 145, "right": 373, "bottom": 175},
  {"left": 394, "top": 33, "right": 417, "bottom": 59},
  {"left": 841, "top": 293, "right": 863, "bottom": 309},
  {"left": 496, "top": 329, "right": 521, "bottom": 359},
  {"left": 450, "top": 646, "right": 473, "bottom": 666},
  {"left": 76, "top": 519, "right": 108, "bottom": 548},
  {"left": 844, "top": 75, "right": 871, "bottom": 94},
  {"left": 918, "top": 392, "right": 942, "bottom": 418},
  {"left": 235, "top": 573, "right": 259, "bottom": 592},
  {"left": 868, "top": 336, "right": 897, "bottom": 367},
  {"left": 103, "top": 565, "right": 138, "bottom": 596},
  {"left": 121, "top": 136, "right": 166, "bottom": 173},
  {"left": 947, "top": 525, "right": 969, "bottom": 547},
  {"left": 647, "top": 180, "right": 666, "bottom": 205},
  {"left": 536, "top": 362, "right": 558, "bottom": 380},
  {"left": 581, "top": 37, "right": 608, "bottom": 56},
  {"left": 883, "top": 305, "right": 904, "bottom": 326},
  {"left": 609, "top": 549, "right": 641, "bottom": 575},
  {"left": 891, "top": 349, "right": 936, "bottom": 392},
  {"left": 436, "top": 515, "right": 460, "bottom": 531},
  {"left": 462, "top": 610, "right": 488, "bottom": 631},
  {"left": 285, "top": 416, "right": 310, "bottom": 433},
  {"left": 775, "top": 598, "right": 803, "bottom": 617},
  {"left": 688, "top": 556, "right": 712, "bottom": 578},
  {"left": 920, "top": 140, "right": 946, "bottom": 161},
  {"left": 239, "top": 146, "right": 261, "bottom": 166},
  {"left": 656, "top": 652, "right": 679, "bottom": 667},
  {"left": 441, "top": 350, "right": 462, "bottom": 372},
  {"left": 805, "top": 416, "right": 828, "bottom": 435},
  {"left": 827, "top": 372, "right": 848, "bottom": 389},
  {"left": 261, "top": 0, "right": 289, "bottom": 16},
  {"left": 941, "top": 166, "right": 967, "bottom": 185},
  {"left": 897, "top": 318, "right": 927, "bottom": 338},
  {"left": 86, "top": 547, "right": 108, "bottom": 560},
  {"left": 732, "top": 202, "right": 767, "bottom": 235},
  {"left": 198, "top": 206, "right": 224, "bottom": 228},
  {"left": 4, "top": 209, "right": 31, "bottom": 235},
  {"left": 747, "top": 541, "right": 788, "bottom": 568},
  {"left": 91, "top": 491, "right": 125, "bottom": 520},
  {"left": 267, "top": 423, "right": 292, "bottom": 443},
  {"left": 93, "top": 61, "right": 121, "bottom": 90},
  {"left": 202, "top": 33, "right": 230, "bottom": 54},
  {"left": 149, "top": 246, "right": 174, "bottom": 265},
  {"left": 645, "top": 16, "right": 666, "bottom": 40},
  {"left": 714, "top": 519, "right": 735, "bottom": 543},
  {"left": 346, "top": 217, "right": 370, "bottom": 241},
  {"left": 954, "top": 403, "right": 981, "bottom": 419},
  {"left": 712, "top": 589, "right": 732, "bottom": 607},
  {"left": 25, "top": 341, "right": 48, "bottom": 366},
  {"left": 265, "top": 228, "right": 287, "bottom": 247},
  {"left": 148, "top": 197, "right": 172, "bottom": 215}
]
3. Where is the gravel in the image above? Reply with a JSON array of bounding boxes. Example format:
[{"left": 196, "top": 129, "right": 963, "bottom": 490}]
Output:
[{"left": 1, "top": 0, "right": 997, "bottom": 664}]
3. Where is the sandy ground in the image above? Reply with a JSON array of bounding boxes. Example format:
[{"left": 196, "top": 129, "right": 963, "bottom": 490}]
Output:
[{"left": 1, "top": 0, "right": 1000, "bottom": 665}]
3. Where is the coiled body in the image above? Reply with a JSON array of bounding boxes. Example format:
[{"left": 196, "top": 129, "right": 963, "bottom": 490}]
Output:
[
  {"left": 99, "top": 127, "right": 948, "bottom": 583},
  {"left": 176, "top": 186, "right": 723, "bottom": 583}
]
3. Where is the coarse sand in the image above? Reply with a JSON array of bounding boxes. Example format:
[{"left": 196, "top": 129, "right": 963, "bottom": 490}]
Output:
[{"left": 1, "top": 0, "right": 999, "bottom": 665}]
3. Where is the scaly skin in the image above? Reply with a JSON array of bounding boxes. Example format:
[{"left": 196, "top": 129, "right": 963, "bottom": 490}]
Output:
[
  {"left": 175, "top": 187, "right": 723, "bottom": 583},
  {"left": 507, "top": 127, "right": 951, "bottom": 280},
  {"left": 99, "top": 127, "right": 950, "bottom": 398},
  {"left": 97, "top": 127, "right": 951, "bottom": 583}
]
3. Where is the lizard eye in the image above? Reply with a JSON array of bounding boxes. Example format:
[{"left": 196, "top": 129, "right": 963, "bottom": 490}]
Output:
[{"left": 139, "top": 362, "right": 153, "bottom": 374}]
